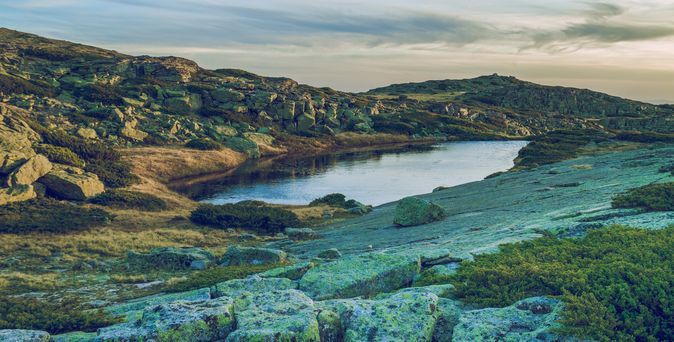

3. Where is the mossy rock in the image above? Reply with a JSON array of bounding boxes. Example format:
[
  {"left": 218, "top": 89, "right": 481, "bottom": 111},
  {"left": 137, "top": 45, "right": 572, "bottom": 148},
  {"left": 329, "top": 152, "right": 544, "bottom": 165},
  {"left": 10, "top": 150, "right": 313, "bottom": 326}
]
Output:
[
  {"left": 393, "top": 196, "right": 446, "bottom": 227},
  {"left": 223, "top": 136, "right": 260, "bottom": 158}
]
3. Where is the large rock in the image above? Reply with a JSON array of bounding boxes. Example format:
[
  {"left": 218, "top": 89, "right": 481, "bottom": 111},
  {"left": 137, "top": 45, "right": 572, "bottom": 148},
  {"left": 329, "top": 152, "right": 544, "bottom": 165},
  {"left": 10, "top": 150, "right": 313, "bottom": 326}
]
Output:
[
  {"left": 452, "top": 296, "right": 565, "bottom": 342},
  {"left": 210, "top": 275, "right": 296, "bottom": 299},
  {"left": 393, "top": 196, "right": 446, "bottom": 227},
  {"left": 120, "top": 121, "right": 148, "bottom": 141},
  {"left": 97, "top": 297, "right": 235, "bottom": 341},
  {"left": 223, "top": 137, "right": 260, "bottom": 158},
  {"left": 6, "top": 154, "right": 52, "bottom": 186},
  {"left": 127, "top": 247, "right": 216, "bottom": 271},
  {"left": 225, "top": 289, "right": 320, "bottom": 342},
  {"left": 220, "top": 246, "right": 287, "bottom": 266},
  {"left": 105, "top": 288, "right": 211, "bottom": 321},
  {"left": 0, "top": 116, "right": 38, "bottom": 174},
  {"left": 299, "top": 252, "right": 420, "bottom": 300},
  {"left": 39, "top": 164, "right": 105, "bottom": 200},
  {"left": 0, "top": 184, "right": 37, "bottom": 205},
  {"left": 0, "top": 330, "right": 50, "bottom": 342}
]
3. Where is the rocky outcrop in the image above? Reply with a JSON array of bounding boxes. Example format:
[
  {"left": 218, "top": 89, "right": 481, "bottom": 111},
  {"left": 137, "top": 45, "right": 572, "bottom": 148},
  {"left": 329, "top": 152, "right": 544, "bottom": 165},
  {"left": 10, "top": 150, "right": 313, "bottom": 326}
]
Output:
[
  {"left": 393, "top": 196, "right": 446, "bottom": 227},
  {"left": 0, "top": 184, "right": 37, "bottom": 205},
  {"left": 0, "top": 115, "right": 38, "bottom": 174},
  {"left": 0, "top": 330, "right": 50, "bottom": 342},
  {"left": 259, "top": 261, "right": 315, "bottom": 280},
  {"left": 39, "top": 164, "right": 105, "bottom": 200},
  {"left": 210, "top": 275, "right": 296, "bottom": 299},
  {"left": 6, "top": 154, "right": 51, "bottom": 186},
  {"left": 220, "top": 246, "right": 287, "bottom": 266},
  {"left": 127, "top": 247, "right": 216, "bottom": 271}
]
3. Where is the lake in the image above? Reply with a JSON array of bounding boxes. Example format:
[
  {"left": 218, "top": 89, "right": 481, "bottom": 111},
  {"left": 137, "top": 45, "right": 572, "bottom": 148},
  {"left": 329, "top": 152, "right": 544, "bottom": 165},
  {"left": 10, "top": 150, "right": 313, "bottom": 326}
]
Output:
[{"left": 178, "top": 140, "right": 528, "bottom": 206}]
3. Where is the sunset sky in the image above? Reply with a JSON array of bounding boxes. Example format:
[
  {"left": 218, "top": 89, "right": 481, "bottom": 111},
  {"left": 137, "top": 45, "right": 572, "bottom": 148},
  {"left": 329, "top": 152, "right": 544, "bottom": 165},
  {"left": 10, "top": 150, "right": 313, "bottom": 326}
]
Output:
[{"left": 2, "top": 0, "right": 673, "bottom": 103}]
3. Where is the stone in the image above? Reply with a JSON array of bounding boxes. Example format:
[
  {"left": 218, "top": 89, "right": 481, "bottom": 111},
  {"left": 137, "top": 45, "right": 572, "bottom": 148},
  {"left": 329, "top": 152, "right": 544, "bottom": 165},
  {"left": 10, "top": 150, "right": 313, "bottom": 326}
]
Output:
[
  {"left": 120, "top": 121, "right": 148, "bottom": 141},
  {"left": 223, "top": 137, "right": 260, "bottom": 158},
  {"left": 452, "top": 297, "right": 564, "bottom": 342},
  {"left": 220, "top": 246, "right": 287, "bottom": 266},
  {"left": 6, "top": 154, "right": 52, "bottom": 186},
  {"left": 211, "top": 88, "right": 245, "bottom": 103},
  {"left": 393, "top": 196, "right": 446, "bottom": 227},
  {"left": 210, "top": 275, "right": 296, "bottom": 299},
  {"left": 225, "top": 290, "right": 320, "bottom": 342},
  {"left": 296, "top": 113, "right": 316, "bottom": 131},
  {"left": 0, "top": 330, "right": 50, "bottom": 342},
  {"left": 432, "top": 298, "right": 462, "bottom": 342},
  {"left": 127, "top": 247, "right": 216, "bottom": 271},
  {"left": 259, "top": 261, "right": 315, "bottom": 280},
  {"left": 52, "top": 331, "right": 97, "bottom": 342},
  {"left": 97, "top": 297, "right": 235, "bottom": 341},
  {"left": 104, "top": 288, "right": 211, "bottom": 321},
  {"left": 0, "top": 184, "right": 37, "bottom": 205},
  {"left": 317, "top": 248, "right": 342, "bottom": 260},
  {"left": 0, "top": 117, "right": 37, "bottom": 174},
  {"left": 39, "top": 164, "right": 105, "bottom": 200},
  {"left": 76, "top": 127, "right": 98, "bottom": 139},
  {"left": 299, "top": 252, "right": 420, "bottom": 300},
  {"left": 317, "top": 309, "right": 343, "bottom": 342},
  {"left": 164, "top": 94, "right": 202, "bottom": 114},
  {"left": 286, "top": 227, "right": 321, "bottom": 241},
  {"left": 214, "top": 125, "right": 238, "bottom": 137}
]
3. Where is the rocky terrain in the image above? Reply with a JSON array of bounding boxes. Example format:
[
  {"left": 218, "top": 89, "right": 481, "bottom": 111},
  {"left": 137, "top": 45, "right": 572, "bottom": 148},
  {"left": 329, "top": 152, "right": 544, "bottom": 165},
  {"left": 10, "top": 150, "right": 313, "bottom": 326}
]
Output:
[{"left": 0, "top": 28, "right": 673, "bottom": 341}]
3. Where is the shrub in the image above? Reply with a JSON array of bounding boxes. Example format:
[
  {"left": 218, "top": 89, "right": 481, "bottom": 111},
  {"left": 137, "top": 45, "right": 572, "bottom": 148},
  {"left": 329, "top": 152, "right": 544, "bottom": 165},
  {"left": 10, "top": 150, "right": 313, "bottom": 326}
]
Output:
[
  {"left": 310, "top": 193, "right": 347, "bottom": 207},
  {"left": 0, "top": 199, "right": 112, "bottom": 233},
  {"left": 74, "top": 84, "right": 125, "bottom": 106},
  {"left": 514, "top": 129, "right": 610, "bottom": 168},
  {"left": 615, "top": 131, "right": 674, "bottom": 143},
  {"left": 0, "top": 297, "right": 119, "bottom": 334},
  {"left": 162, "top": 263, "right": 282, "bottom": 293},
  {"left": 450, "top": 225, "right": 674, "bottom": 341},
  {"left": 190, "top": 203, "right": 299, "bottom": 234},
  {"left": 611, "top": 182, "right": 674, "bottom": 211},
  {"left": 185, "top": 138, "right": 222, "bottom": 150},
  {"left": 89, "top": 190, "right": 167, "bottom": 211},
  {"left": 0, "top": 73, "right": 55, "bottom": 97},
  {"left": 84, "top": 160, "right": 140, "bottom": 188},
  {"left": 34, "top": 144, "right": 85, "bottom": 167}
]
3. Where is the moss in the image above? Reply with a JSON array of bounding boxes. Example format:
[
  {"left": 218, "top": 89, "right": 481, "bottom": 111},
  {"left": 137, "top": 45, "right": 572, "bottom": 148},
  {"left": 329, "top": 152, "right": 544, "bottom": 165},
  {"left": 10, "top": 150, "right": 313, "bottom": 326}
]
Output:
[
  {"left": 185, "top": 138, "right": 222, "bottom": 150},
  {"left": 450, "top": 225, "right": 674, "bottom": 341},
  {"left": 0, "top": 198, "right": 112, "bottom": 233},
  {"left": 34, "top": 143, "right": 85, "bottom": 167},
  {"left": 611, "top": 182, "right": 674, "bottom": 211},
  {"left": 162, "top": 263, "right": 282, "bottom": 293},
  {"left": 190, "top": 203, "right": 299, "bottom": 234},
  {"left": 89, "top": 189, "right": 167, "bottom": 211}
]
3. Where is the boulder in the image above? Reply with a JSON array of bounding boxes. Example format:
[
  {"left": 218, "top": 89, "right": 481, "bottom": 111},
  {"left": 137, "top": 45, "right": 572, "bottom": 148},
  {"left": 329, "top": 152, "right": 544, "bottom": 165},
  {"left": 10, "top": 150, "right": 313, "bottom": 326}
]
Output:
[
  {"left": 317, "top": 248, "right": 342, "bottom": 260},
  {"left": 210, "top": 275, "right": 296, "bottom": 299},
  {"left": 211, "top": 88, "right": 245, "bottom": 103},
  {"left": 225, "top": 289, "right": 320, "bottom": 342},
  {"left": 223, "top": 137, "right": 260, "bottom": 158},
  {"left": 76, "top": 127, "right": 98, "bottom": 139},
  {"left": 0, "top": 330, "right": 50, "bottom": 342},
  {"left": 296, "top": 113, "right": 316, "bottom": 131},
  {"left": 120, "top": 121, "right": 148, "bottom": 141},
  {"left": 127, "top": 247, "right": 216, "bottom": 271},
  {"left": 6, "top": 154, "right": 52, "bottom": 186},
  {"left": 39, "top": 164, "right": 105, "bottom": 200},
  {"left": 0, "top": 184, "right": 37, "bottom": 205},
  {"left": 104, "top": 288, "right": 211, "bottom": 321},
  {"left": 0, "top": 117, "right": 37, "bottom": 174},
  {"left": 299, "top": 252, "right": 420, "bottom": 300},
  {"left": 259, "top": 261, "right": 315, "bottom": 280},
  {"left": 452, "top": 296, "right": 564, "bottom": 341},
  {"left": 393, "top": 196, "right": 446, "bottom": 227},
  {"left": 220, "top": 246, "right": 287, "bottom": 266},
  {"left": 286, "top": 227, "right": 320, "bottom": 241},
  {"left": 97, "top": 297, "right": 235, "bottom": 341}
]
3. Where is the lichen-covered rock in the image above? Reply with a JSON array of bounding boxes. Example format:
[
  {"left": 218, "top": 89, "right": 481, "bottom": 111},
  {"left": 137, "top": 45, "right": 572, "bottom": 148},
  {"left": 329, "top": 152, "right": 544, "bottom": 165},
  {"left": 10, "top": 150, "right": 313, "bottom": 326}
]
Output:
[
  {"left": 393, "top": 196, "right": 446, "bottom": 227},
  {"left": 317, "top": 248, "right": 342, "bottom": 260},
  {"left": 119, "top": 122, "right": 148, "bottom": 141},
  {"left": 127, "top": 247, "right": 216, "bottom": 271},
  {"left": 0, "top": 184, "right": 37, "bottom": 205},
  {"left": 225, "top": 289, "right": 320, "bottom": 342},
  {"left": 299, "top": 252, "right": 420, "bottom": 300},
  {"left": 452, "top": 296, "right": 564, "bottom": 342},
  {"left": 211, "top": 88, "right": 245, "bottom": 103},
  {"left": 52, "top": 331, "right": 97, "bottom": 342},
  {"left": 97, "top": 297, "right": 235, "bottom": 342},
  {"left": 6, "top": 154, "right": 52, "bottom": 186},
  {"left": 76, "top": 127, "right": 98, "bottom": 139},
  {"left": 104, "top": 288, "right": 211, "bottom": 321},
  {"left": 0, "top": 329, "right": 50, "bottom": 342},
  {"left": 39, "top": 164, "right": 105, "bottom": 200},
  {"left": 317, "top": 309, "right": 343, "bottom": 342},
  {"left": 220, "top": 246, "right": 287, "bottom": 266},
  {"left": 210, "top": 275, "right": 296, "bottom": 299},
  {"left": 259, "top": 261, "right": 315, "bottom": 280},
  {"left": 223, "top": 136, "right": 260, "bottom": 158},
  {"left": 286, "top": 227, "right": 320, "bottom": 241},
  {"left": 432, "top": 298, "right": 462, "bottom": 342}
]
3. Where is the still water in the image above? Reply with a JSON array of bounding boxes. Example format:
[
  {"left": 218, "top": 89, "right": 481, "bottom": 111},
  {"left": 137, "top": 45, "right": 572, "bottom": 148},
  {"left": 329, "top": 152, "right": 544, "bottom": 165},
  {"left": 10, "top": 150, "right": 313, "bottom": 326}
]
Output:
[{"left": 183, "top": 140, "right": 527, "bottom": 206}]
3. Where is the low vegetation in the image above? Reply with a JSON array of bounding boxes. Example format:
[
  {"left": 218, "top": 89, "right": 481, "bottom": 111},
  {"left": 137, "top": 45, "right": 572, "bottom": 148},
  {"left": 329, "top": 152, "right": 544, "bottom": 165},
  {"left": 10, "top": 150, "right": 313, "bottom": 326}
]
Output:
[
  {"left": 34, "top": 143, "right": 85, "bottom": 167},
  {"left": 162, "top": 263, "right": 283, "bottom": 293},
  {"left": 310, "top": 193, "right": 362, "bottom": 209},
  {"left": 0, "top": 199, "right": 112, "bottom": 233},
  {"left": 615, "top": 131, "right": 674, "bottom": 143},
  {"left": 612, "top": 182, "right": 674, "bottom": 211},
  {"left": 450, "top": 225, "right": 674, "bottom": 341},
  {"left": 190, "top": 203, "right": 299, "bottom": 234},
  {"left": 513, "top": 129, "right": 610, "bottom": 169},
  {"left": 185, "top": 138, "right": 222, "bottom": 150},
  {"left": 89, "top": 189, "right": 167, "bottom": 211},
  {"left": 0, "top": 297, "right": 119, "bottom": 334}
]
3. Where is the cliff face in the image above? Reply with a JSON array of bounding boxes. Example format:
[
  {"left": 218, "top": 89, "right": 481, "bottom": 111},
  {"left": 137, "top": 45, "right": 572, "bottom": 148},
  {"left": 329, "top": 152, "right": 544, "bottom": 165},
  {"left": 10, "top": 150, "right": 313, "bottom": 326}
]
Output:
[{"left": 1, "top": 28, "right": 671, "bottom": 153}]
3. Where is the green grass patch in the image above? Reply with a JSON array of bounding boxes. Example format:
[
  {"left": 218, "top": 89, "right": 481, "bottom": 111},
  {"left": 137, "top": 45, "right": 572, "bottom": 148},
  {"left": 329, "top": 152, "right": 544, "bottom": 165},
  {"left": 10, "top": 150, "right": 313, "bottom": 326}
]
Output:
[
  {"left": 89, "top": 190, "right": 167, "bottom": 211},
  {"left": 612, "top": 182, "right": 674, "bottom": 211},
  {"left": 0, "top": 199, "right": 112, "bottom": 233},
  {"left": 450, "top": 225, "right": 674, "bottom": 341},
  {"left": 162, "top": 263, "right": 283, "bottom": 293},
  {"left": 190, "top": 203, "right": 299, "bottom": 234}
]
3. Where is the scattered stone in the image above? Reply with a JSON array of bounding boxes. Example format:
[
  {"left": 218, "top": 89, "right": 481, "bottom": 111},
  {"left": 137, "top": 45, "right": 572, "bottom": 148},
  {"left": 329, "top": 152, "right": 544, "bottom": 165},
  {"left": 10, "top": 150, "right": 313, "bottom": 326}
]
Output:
[
  {"left": 127, "top": 247, "right": 216, "bottom": 271},
  {"left": 0, "top": 330, "right": 50, "bottom": 342},
  {"left": 393, "top": 196, "right": 446, "bottom": 227},
  {"left": 0, "top": 184, "right": 36, "bottom": 205},
  {"left": 76, "top": 127, "right": 98, "bottom": 139},
  {"left": 299, "top": 252, "right": 420, "bottom": 300},
  {"left": 317, "top": 248, "right": 342, "bottom": 260},
  {"left": 259, "top": 261, "right": 315, "bottom": 280},
  {"left": 210, "top": 275, "right": 296, "bottom": 299},
  {"left": 286, "top": 227, "right": 321, "bottom": 241},
  {"left": 39, "top": 164, "right": 105, "bottom": 200},
  {"left": 6, "top": 154, "right": 52, "bottom": 186},
  {"left": 220, "top": 246, "right": 287, "bottom": 266}
]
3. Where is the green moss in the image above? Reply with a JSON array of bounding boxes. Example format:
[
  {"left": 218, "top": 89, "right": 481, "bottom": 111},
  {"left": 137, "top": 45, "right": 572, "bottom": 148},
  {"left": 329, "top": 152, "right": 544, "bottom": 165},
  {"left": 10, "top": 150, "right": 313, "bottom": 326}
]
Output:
[
  {"left": 612, "top": 182, "right": 674, "bottom": 211},
  {"left": 189, "top": 203, "right": 299, "bottom": 234},
  {"left": 34, "top": 144, "right": 85, "bottom": 167},
  {"left": 0, "top": 198, "right": 112, "bottom": 233},
  {"left": 89, "top": 189, "right": 167, "bottom": 211},
  {"left": 185, "top": 138, "right": 222, "bottom": 150},
  {"left": 450, "top": 225, "right": 674, "bottom": 341},
  {"left": 0, "top": 297, "right": 120, "bottom": 334},
  {"left": 162, "top": 263, "right": 282, "bottom": 293}
]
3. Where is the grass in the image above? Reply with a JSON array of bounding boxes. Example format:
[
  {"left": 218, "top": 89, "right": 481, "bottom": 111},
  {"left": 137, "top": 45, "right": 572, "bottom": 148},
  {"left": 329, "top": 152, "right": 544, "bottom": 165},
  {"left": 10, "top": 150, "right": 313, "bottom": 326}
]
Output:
[
  {"left": 449, "top": 225, "right": 674, "bottom": 341},
  {"left": 612, "top": 182, "right": 674, "bottom": 211},
  {"left": 0, "top": 199, "right": 112, "bottom": 234},
  {"left": 162, "top": 263, "right": 283, "bottom": 293},
  {"left": 89, "top": 189, "right": 168, "bottom": 211}
]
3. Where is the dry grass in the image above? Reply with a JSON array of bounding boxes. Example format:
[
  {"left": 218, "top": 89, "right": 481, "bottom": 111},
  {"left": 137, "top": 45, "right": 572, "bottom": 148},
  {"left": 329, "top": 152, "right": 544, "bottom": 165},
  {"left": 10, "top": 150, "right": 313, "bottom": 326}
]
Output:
[{"left": 0, "top": 272, "right": 60, "bottom": 293}]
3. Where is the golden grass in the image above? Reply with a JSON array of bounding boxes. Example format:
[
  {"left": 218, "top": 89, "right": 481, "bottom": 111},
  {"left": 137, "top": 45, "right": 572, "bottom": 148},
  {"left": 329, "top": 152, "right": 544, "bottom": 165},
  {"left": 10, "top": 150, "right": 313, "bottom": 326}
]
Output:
[{"left": 0, "top": 272, "right": 59, "bottom": 293}]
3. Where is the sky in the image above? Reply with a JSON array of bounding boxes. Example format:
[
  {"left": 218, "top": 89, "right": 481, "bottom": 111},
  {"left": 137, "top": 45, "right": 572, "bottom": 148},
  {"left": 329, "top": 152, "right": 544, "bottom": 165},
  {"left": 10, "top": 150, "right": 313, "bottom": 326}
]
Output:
[{"left": 1, "top": 0, "right": 673, "bottom": 103}]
